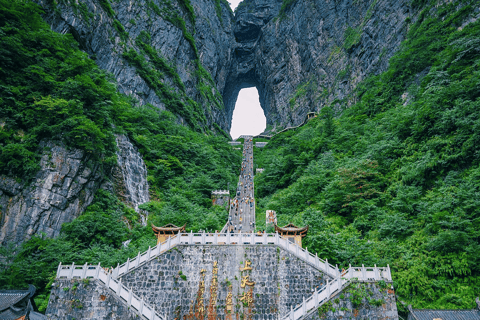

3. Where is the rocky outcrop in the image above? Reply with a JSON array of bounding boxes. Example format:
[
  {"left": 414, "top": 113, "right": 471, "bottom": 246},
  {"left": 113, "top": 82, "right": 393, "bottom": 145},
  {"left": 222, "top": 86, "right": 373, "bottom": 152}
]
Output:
[
  {"left": 0, "top": 134, "right": 152, "bottom": 247},
  {"left": 35, "top": 0, "right": 235, "bottom": 132},
  {"left": 224, "top": 0, "right": 411, "bottom": 131},
  {"left": 0, "top": 141, "right": 103, "bottom": 247},
  {"left": 35, "top": 0, "right": 412, "bottom": 132}
]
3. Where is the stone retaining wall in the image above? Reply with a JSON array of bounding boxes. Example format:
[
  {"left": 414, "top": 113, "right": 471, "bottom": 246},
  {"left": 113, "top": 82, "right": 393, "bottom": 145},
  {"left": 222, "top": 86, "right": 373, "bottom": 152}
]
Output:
[
  {"left": 120, "top": 245, "right": 329, "bottom": 320},
  {"left": 46, "top": 279, "right": 138, "bottom": 320}
]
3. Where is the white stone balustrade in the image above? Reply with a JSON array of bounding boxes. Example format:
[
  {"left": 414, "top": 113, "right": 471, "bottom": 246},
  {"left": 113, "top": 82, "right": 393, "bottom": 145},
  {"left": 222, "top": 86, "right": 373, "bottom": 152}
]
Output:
[
  {"left": 56, "top": 262, "right": 164, "bottom": 320},
  {"left": 56, "top": 232, "right": 392, "bottom": 320}
]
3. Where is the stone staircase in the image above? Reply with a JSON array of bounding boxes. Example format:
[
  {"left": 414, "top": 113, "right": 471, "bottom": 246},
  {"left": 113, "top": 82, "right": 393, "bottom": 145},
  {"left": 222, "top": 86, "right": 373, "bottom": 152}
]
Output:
[{"left": 56, "top": 233, "right": 392, "bottom": 319}]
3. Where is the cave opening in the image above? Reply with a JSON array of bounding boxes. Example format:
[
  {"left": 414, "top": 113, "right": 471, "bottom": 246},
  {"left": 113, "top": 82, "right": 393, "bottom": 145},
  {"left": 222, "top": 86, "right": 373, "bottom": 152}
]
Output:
[{"left": 229, "top": 87, "right": 266, "bottom": 140}]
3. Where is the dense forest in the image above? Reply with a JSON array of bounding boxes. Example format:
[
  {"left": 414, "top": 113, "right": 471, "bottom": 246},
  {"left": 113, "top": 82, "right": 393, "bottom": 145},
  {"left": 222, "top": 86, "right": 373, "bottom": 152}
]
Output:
[
  {"left": 254, "top": 0, "right": 480, "bottom": 315},
  {"left": 0, "top": 0, "right": 240, "bottom": 311}
]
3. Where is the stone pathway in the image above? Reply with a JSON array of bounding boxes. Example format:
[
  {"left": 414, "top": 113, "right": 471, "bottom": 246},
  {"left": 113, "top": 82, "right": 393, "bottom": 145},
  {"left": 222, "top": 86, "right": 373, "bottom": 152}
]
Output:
[{"left": 227, "top": 136, "right": 255, "bottom": 233}]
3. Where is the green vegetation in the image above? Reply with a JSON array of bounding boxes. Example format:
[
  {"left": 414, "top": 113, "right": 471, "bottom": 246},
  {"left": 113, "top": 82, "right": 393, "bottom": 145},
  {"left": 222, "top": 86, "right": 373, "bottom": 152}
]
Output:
[
  {"left": 343, "top": 0, "right": 378, "bottom": 51},
  {"left": 255, "top": 0, "right": 480, "bottom": 315},
  {"left": 99, "top": 0, "right": 115, "bottom": 18},
  {"left": 278, "top": 0, "right": 298, "bottom": 20},
  {"left": 288, "top": 78, "right": 317, "bottom": 110},
  {"left": 0, "top": 0, "right": 240, "bottom": 312},
  {"left": 147, "top": 0, "right": 197, "bottom": 57}
]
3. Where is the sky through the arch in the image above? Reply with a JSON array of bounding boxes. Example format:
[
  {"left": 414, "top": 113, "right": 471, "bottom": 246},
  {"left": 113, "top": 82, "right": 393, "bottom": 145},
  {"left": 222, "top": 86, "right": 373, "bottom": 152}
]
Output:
[
  {"left": 227, "top": 0, "right": 266, "bottom": 140},
  {"left": 230, "top": 88, "right": 266, "bottom": 140}
]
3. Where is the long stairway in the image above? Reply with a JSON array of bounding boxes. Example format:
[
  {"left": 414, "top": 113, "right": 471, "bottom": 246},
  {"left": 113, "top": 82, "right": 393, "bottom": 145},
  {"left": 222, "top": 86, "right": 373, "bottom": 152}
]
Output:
[
  {"left": 50, "top": 135, "right": 396, "bottom": 320},
  {"left": 225, "top": 136, "right": 255, "bottom": 233}
]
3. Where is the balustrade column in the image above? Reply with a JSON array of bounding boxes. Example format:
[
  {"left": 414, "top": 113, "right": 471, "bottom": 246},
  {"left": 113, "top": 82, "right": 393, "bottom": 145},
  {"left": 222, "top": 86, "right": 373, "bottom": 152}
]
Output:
[
  {"left": 95, "top": 263, "right": 101, "bottom": 278},
  {"left": 326, "top": 280, "right": 330, "bottom": 298},
  {"left": 56, "top": 262, "right": 62, "bottom": 277},
  {"left": 362, "top": 264, "right": 366, "bottom": 280},
  {"left": 81, "top": 263, "right": 87, "bottom": 279},
  {"left": 146, "top": 246, "right": 151, "bottom": 261},
  {"left": 68, "top": 263, "right": 74, "bottom": 279},
  {"left": 116, "top": 278, "right": 122, "bottom": 295},
  {"left": 127, "top": 288, "right": 133, "bottom": 307},
  {"left": 139, "top": 298, "right": 144, "bottom": 316},
  {"left": 135, "top": 252, "right": 141, "bottom": 267}
]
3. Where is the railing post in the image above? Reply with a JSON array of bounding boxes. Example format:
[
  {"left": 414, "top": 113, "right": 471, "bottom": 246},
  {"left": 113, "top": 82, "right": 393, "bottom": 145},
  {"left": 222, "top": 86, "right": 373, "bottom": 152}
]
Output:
[
  {"left": 227, "top": 232, "right": 231, "bottom": 244},
  {"left": 125, "top": 258, "right": 130, "bottom": 273},
  {"left": 116, "top": 278, "right": 122, "bottom": 295},
  {"left": 290, "top": 306, "right": 294, "bottom": 320},
  {"left": 106, "top": 273, "right": 111, "bottom": 288},
  {"left": 387, "top": 264, "right": 392, "bottom": 281},
  {"left": 315, "top": 253, "right": 319, "bottom": 268},
  {"left": 116, "top": 263, "right": 121, "bottom": 278},
  {"left": 168, "top": 236, "right": 172, "bottom": 248},
  {"left": 95, "top": 263, "right": 101, "bottom": 278},
  {"left": 127, "top": 288, "right": 133, "bottom": 307},
  {"left": 326, "top": 280, "right": 330, "bottom": 298},
  {"left": 56, "top": 262, "right": 62, "bottom": 278},
  {"left": 305, "top": 247, "right": 308, "bottom": 261},
  {"left": 214, "top": 233, "right": 218, "bottom": 245},
  {"left": 295, "top": 243, "right": 299, "bottom": 256},
  {"left": 302, "top": 296, "right": 306, "bottom": 315},
  {"left": 139, "top": 297, "right": 144, "bottom": 315},
  {"left": 82, "top": 263, "right": 87, "bottom": 279},
  {"left": 314, "top": 288, "right": 318, "bottom": 306},
  {"left": 152, "top": 305, "right": 156, "bottom": 320},
  {"left": 263, "top": 232, "right": 267, "bottom": 244},
  {"left": 239, "top": 233, "right": 243, "bottom": 245},
  {"left": 374, "top": 264, "right": 379, "bottom": 281},
  {"left": 251, "top": 232, "right": 254, "bottom": 244},
  {"left": 135, "top": 252, "right": 141, "bottom": 267},
  {"left": 201, "top": 232, "right": 205, "bottom": 245},
  {"left": 325, "top": 259, "right": 328, "bottom": 274},
  {"left": 68, "top": 263, "right": 74, "bottom": 279},
  {"left": 275, "top": 232, "right": 279, "bottom": 245},
  {"left": 189, "top": 230, "right": 193, "bottom": 244},
  {"left": 336, "top": 264, "right": 340, "bottom": 278},
  {"left": 146, "top": 246, "right": 151, "bottom": 261},
  {"left": 362, "top": 264, "right": 366, "bottom": 281}
]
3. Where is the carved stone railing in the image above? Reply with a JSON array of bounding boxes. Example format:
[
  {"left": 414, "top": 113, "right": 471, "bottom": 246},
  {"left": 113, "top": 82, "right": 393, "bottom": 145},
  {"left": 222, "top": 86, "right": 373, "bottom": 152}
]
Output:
[
  {"left": 56, "top": 263, "right": 164, "bottom": 320},
  {"left": 57, "top": 233, "right": 391, "bottom": 282},
  {"left": 282, "top": 264, "right": 392, "bottom": 320}
]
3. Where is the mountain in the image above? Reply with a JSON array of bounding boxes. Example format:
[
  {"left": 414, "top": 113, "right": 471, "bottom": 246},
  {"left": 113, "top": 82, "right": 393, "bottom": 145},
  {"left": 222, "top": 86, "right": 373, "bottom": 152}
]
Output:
[{"left": 0, "top": 0, "right": 479, "bottom": 316}]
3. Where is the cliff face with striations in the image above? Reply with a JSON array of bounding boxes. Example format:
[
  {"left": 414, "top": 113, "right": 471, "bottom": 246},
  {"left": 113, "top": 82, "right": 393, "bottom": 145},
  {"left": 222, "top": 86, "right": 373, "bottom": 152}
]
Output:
[
  {"left": 225, "top": 0, "right": 411, "bottom": 130},
  {"left": 1, "top": 0, "right": 414, "bottom": 246},
  {"left": 35, "top": 0, "right": 412, "bottom": 132}
]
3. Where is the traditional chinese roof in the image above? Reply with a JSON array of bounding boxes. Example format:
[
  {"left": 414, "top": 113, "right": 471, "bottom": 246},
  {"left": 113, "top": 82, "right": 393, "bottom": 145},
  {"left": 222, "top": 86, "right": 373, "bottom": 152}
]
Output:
[
  {"left": 407, "top": 303, "right": 480, "bottom": 320},
  {"left": 151, "top": 223, "right": 186, "bottom": 235},
  {"left": 274, "top": 223, "right": 308, "bottom": 237},
  {"left": 0, "top": 285, "right": 46, "bottom": 320}
]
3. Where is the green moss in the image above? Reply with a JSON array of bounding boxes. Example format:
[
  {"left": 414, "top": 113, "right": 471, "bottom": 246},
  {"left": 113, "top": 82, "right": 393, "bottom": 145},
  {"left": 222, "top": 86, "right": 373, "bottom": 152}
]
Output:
[{"left": 99, "top": 0, "right": 115, "bottom": 18}]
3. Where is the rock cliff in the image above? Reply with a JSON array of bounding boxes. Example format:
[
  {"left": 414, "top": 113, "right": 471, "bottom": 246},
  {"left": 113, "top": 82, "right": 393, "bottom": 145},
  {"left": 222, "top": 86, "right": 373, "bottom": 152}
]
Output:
[
  {"left": 0, "top": 135, "right": 149, "bottom": 247},
  {"left": 35, "top": 0, "right": 235, "bottom": 132},
  {"left": 1, "top": 0, "right": 414, "bottom": 246},
  {"left": 35, "top": 0, "right": 412, "bottom": 132},
  {"left": 0, "top": 140, "right": 103, "bottom": 246},
  {"left": 225, "top": 0, "right": 411, "bottom": 130}
]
